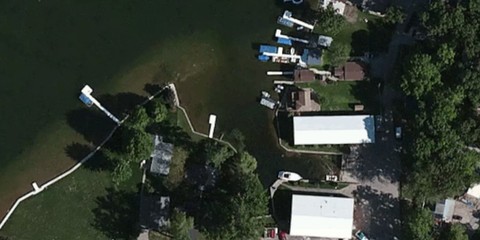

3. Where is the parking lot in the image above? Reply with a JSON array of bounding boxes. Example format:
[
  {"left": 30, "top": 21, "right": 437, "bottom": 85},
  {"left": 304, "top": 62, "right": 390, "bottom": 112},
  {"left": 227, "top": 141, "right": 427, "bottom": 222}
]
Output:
[{"left": 340, "top": 114, "right": 401, "bottom": 239}]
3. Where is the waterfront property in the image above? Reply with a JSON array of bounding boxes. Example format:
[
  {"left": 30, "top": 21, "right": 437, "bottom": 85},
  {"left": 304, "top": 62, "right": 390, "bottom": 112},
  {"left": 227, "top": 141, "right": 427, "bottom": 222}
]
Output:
[
  {"left": 290, "top": 88, "right": 321, "bottom": 112},
  {"left": 150, "top": 135, "right": 174, "bottom": 176},
  {"left": 293, "top": 115, "right": 375, "bottom": 145},
  {"left": 333, "top": 61, "right": 367, "bottom": 81},
  {"left": 289, "top": 194, "right": 354, "bottom": 238}
]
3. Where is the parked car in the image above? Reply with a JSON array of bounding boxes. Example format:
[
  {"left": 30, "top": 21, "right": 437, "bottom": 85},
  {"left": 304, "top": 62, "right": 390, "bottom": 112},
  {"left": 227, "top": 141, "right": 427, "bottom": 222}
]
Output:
[
  {"left": 395, "top": 127, "right": 402, "bottom": 139},
  {"left": 355, "top": 230, "right": 369, "bottom": 240},
  {"left": 278, "top": 171, "right": 302, "bottom": 181}
]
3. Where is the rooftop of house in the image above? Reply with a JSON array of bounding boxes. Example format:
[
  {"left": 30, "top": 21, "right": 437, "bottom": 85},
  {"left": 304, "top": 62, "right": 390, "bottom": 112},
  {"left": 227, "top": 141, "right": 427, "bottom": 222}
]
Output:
[
  {"left": 150, "top": 135, "right": 174, "bottom": 175},
  {"left": 293, "top": 69, "right": 316, "bottom": 82},
  {"left": 334, "top": 61, "right": 367, "bottom": 81},
  {"left": 291, "top": 88, "right": 321, "bottom": 112},
  {"left": 139, "top": 196, "right": 170, "bottom": 230}
]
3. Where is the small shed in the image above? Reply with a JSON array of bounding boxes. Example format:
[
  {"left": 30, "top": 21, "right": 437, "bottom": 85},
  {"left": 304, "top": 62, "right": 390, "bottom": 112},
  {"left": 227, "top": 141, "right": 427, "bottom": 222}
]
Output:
[{"left": 150, "top": 135, "right": 174, "bottom": 175}]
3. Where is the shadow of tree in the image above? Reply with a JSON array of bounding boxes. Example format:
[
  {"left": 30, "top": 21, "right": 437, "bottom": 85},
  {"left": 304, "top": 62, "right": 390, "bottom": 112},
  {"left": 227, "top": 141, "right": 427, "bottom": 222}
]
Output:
[
  {"left": 64, "top": 142, "right": 113, "bottom": 171},
  {"left": 97, "top": 92, "right": 147, "bottom": 118},
  {"left": 144, "top": 83, "right": 164, "bottom": 96},
  {"left": 351, "top": 20, "right": 395, "bottom": 55},
  {"left": 147, "top": 122, "right": 194, "bottom": 150},
  {"left": 91, "top": 187, "right": 140, "bottom": 240},
  {"left": 66, "top": 108, "right": 114, "bottom": 145},
  {"left": 353, "top": 185, "right": 401, "bottom": 239},
  {"left": 349, "top": 80, "right": 381, "bottom": 114}
]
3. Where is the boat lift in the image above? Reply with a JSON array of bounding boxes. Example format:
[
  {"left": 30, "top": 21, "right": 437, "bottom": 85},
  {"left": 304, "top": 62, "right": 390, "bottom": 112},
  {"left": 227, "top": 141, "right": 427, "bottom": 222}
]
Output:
[
  {"left": 79, "top": 85, "right": 120, "bottom": 124},
  {"left": 279, "top": 11, "right": 314, "bottom": 30},
  {"left": 275, "top": 29, "right": 309, "bottom": 44}
]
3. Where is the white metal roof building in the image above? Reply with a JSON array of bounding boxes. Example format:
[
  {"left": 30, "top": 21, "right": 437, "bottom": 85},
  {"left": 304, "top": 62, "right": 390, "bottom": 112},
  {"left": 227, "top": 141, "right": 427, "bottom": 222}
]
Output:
[
  {"left": 293, "top": 115, "right": 375, "bottom": 145},
  {"left": 467, "top": 184, "right": 480, "bottom": 198},
  {"left": 290, "top": 194, "right": 354, "bottom": 238}
]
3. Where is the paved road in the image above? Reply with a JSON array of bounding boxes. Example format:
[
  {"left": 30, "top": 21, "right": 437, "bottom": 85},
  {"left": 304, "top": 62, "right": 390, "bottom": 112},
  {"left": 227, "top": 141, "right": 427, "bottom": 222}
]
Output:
[{"left": 340, "top": 0, "right": 425, "bottom": 238}]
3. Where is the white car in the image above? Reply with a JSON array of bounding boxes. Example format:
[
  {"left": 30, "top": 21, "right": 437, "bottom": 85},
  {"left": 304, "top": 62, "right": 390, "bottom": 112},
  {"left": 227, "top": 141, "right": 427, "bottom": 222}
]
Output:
[
  {"left": 395, "top": 127, "right": 402, "bottom": 139},
  {"left": 278, "top": 171, "right": 302, "bottom": 181}
]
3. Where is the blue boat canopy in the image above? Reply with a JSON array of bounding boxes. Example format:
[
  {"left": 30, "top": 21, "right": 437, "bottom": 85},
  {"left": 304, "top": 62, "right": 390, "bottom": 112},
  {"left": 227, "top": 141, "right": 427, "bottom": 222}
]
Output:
[
  {"left": 277, "top": 37, "right": 292, "bottom": 46},
  {"left": 258, "top": 55, "right": 270, "bottom": 62},
  {"left": 79, "top": 93, "right": 93, "bottom": 107},
  {"left": 259, "top": 45, "right": 277, "bottom": 54}
]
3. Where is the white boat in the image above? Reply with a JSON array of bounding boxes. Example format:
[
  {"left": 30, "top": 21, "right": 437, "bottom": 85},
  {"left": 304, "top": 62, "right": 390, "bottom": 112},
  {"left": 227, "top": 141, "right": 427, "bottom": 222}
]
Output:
[{"left": 278, "top": 171, "right": 302, "bottom": 181}]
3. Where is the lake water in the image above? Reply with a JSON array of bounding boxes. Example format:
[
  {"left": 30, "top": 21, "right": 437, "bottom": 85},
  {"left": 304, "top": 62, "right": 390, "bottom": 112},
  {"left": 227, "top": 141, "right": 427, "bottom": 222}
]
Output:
[{"left": 0, "top": 0, "right": 330, "bottom": 214}]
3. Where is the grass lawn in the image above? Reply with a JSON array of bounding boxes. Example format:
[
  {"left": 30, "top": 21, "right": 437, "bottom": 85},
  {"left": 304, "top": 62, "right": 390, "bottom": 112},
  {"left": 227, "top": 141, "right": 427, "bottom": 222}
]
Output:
[
  {"left": 0, "top": 163, "right": 140, "bottom": 240},
  {"left": 297, "top": 81, "right": 364, "bottom": 111}
]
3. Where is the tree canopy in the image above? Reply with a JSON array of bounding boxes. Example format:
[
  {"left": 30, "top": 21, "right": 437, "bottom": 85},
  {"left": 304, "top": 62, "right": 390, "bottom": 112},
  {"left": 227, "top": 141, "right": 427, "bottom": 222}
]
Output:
[
  {"left": 314, "top": 5, "right": 346, "bottom": 36},
  {"left": 169, "top": 209, "right": 194, "bottom": 240},
  {"left": 403, "top": 207, "right": 434, "bottom": 240},
  {"left": 325, "top": 42, "right": 350, "bottom": 67},
  {"left": 400, "top": 54, "right": 441, "bottom": 100},
  {"left": 440, "top": 224, "right": 468, "bottom": 240}
]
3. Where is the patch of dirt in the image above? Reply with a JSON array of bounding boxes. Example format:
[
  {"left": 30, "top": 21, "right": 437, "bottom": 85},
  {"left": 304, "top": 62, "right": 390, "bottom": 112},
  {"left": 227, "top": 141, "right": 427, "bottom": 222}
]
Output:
[{"left": 344, "top": 4, "right": 359, "bottom": 23}]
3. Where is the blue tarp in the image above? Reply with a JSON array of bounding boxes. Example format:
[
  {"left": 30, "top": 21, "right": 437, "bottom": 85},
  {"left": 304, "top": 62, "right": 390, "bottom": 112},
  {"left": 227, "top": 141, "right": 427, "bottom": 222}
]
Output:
[
  {"left": 258, "top": 55, "right": 270, "bottom": 62},
  {"left": 79, "top": 93, "right": 93, "bottom": 106},
  {"left": 259, "top": 45, "right": 277, "bottom": 54},
  {"left": 277, "top": 37, "right": 292, "bottom": 46}
]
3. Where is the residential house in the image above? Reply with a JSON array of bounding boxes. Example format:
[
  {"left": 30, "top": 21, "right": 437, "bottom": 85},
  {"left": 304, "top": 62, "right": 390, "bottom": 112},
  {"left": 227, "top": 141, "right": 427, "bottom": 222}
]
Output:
[
  {"left": 334, "top": 61, "right": 367, "bottom": 81},
  {"left": 293, "top": 69, "right": 316, "bottom": 83},
  {"left": 150, "top": 135, "right": 174, "bottom": 176},
  {"left": 139, "top": 196, "right": 171, "bottom": 230},
  {"left": 319, "top": 0, "right": 347, "bottom": 15},
  {"left": 290, "top": 88, "right": 321, "bottom": 112}
]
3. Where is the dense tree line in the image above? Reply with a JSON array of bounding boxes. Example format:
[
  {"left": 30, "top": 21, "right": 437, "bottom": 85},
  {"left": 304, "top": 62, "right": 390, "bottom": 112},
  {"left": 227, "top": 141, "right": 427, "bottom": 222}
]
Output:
[
  {"left": 401, "top": 0, "right": 480, "bottom": 238},
  {"left": 109, "top": 94, "right": 267, "bottom": 239},
  {"left": 402, "top": 0, "right": 480, "bottom": 204}
]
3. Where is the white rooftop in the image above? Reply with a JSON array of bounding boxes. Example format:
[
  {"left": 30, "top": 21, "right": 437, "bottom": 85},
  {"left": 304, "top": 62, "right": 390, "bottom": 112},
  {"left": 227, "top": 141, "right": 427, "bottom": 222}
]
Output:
[
  {"left": 290, "top": 194, "right": 354, "bottom": 238},
  {"left": 293, "top": 115, "right": 375, "bottom": 145},
  {"left": 467, "top": 184, "right": 480, "bottom": 198}
]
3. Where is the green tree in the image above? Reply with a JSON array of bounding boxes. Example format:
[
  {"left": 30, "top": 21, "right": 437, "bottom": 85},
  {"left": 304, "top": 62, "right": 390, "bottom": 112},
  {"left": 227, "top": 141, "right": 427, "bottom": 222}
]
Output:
[
  {"left": 170, "top": 209, "right": 194, "bottom": 240},
  {"left": 435, "top": 43, "right": 455, "bottom": 68},
  {"left": 226, "top": 129, "right": 246, "bottom": 152},
  {"left": 203, "top": 175, "right": 268, "bottom": 239},
  {"left": 401, "top": 54, "right": 442, "bottom": 99},
  {"left": 125, "top": 107, "right": 150, "bottom": 130},
  {"left": 112, "top": 158, "right": 133, "bottom": 186},
  {"left": 122, "top": 128, "right": 153, "bottom": 162},
  {"left": 385, "top": 6, "right": 406, "bottom": 24},
  {"left": 147, "top": 100, "right": 168, "bottom": 123},
  {"left": 441, "top": 224, "right": 468, "bottom": 240},
  {"left": 231, "top": 152, "right": 257, "bottom": 175},
  {"left": 163, "top": 147, "right": 189, "bottom": 190},
  {"left": 315, "top": 5, "right": 346, "bottom": 36},
  {"left": 325, "top": 42, "right": 350, "bottom": 67},
  {"left": 202, "top": 140, "right": 234, "bottom": 168},
  {"left": 403, "top": 207, "right": 434, "bottom": 240}
]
